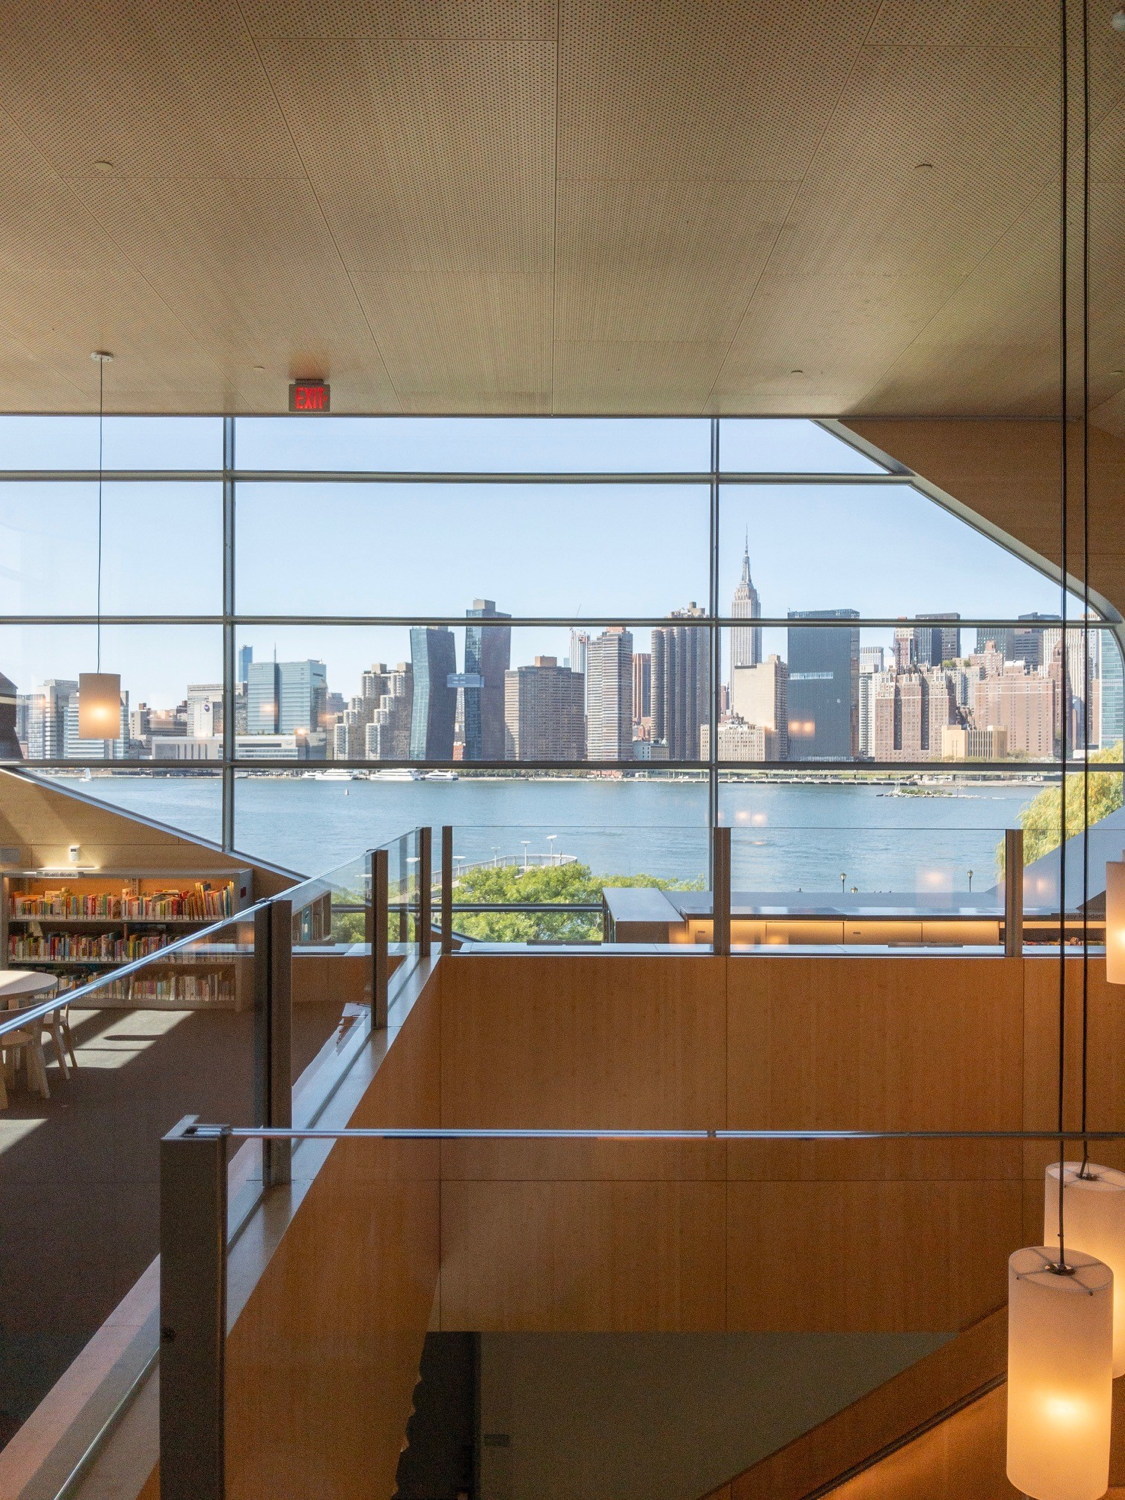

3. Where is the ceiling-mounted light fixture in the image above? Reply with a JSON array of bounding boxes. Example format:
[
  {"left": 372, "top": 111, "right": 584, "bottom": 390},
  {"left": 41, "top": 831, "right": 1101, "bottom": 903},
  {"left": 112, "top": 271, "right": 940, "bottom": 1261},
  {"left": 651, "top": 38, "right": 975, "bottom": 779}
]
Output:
[
  {"left": 1046, "top": 1161, "right": 1125, "bottom": 1376},
  {"left": 1008, "top": 1247, "right": 1112, "bottom": 1500},
  {"left": 78, "top": 352, "right": 121, "bottom": 742}
]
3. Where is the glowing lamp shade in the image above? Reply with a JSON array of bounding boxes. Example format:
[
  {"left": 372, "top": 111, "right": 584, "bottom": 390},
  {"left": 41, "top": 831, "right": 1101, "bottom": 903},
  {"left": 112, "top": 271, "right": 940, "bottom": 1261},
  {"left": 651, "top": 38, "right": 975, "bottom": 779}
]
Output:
[
  {"left": 1106, "top": 860, "right": 1125, "bottom": 984},
  {"left": 1007, "top": 1246, "right": 1112, "bottom": 1500},
  {"left": 77, "top": 673, "right": 121, "bottom": 740},
  {"left": 1045, "top": 1161, "right": 1125, "bottom": 1376}
]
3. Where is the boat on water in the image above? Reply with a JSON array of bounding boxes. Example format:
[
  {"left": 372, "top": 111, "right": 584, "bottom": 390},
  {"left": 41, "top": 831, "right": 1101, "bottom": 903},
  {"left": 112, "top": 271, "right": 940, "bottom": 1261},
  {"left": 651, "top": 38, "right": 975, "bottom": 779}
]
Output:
[
  {"left": 369, "top": 768, "right": 423, "bottom": 781},
  {"left": 423, "top": 770, "right": 458, "bottom": 782},
  {"left": 309, "top": 768, "right": 360, "bottom": 781}
]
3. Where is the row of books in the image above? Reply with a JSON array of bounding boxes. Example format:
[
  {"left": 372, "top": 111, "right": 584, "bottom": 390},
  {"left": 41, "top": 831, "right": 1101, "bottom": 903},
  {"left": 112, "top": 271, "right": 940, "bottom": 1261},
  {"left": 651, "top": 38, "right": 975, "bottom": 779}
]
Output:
[
  {"left": 10, "top": 881, "right": 235, "bottom": 920},
  {"left": 8, "top": 933, "right": 171, "bottom": 963},
  {"left": 74, "top": 974, "right": 234, "bottom": 1006}
]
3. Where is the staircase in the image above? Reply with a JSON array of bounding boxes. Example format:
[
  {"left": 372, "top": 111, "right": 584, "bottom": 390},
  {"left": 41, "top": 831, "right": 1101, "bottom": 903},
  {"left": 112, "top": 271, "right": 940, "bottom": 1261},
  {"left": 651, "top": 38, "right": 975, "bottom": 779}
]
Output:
[
  {"left": 698, "top": 1306, "right": 1125, "bottom": 1499},
  {"left": 394, "top": 1332, "right": 477, "bottom": 1500}
]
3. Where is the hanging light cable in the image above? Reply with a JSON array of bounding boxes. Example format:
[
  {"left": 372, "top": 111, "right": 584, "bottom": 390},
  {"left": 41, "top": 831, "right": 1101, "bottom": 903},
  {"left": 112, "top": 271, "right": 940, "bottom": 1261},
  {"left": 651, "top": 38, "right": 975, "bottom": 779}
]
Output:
[
  {"left": 78, "top": 351, "right": 121, "bottom": 741},
  {"left": 1043, "top": 0, "right": 1125, "bottom": 1384},
  {"left": 1008, "top": 5, "right": 1114, "bottom": 1497}
]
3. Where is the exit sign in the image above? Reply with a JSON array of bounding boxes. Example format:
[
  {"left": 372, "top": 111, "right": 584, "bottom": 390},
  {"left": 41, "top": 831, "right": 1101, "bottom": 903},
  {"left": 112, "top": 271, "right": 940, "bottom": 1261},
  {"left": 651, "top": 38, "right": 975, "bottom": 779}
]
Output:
[{"left": 288, "top": 379, "right": 330, "bottom": 412}]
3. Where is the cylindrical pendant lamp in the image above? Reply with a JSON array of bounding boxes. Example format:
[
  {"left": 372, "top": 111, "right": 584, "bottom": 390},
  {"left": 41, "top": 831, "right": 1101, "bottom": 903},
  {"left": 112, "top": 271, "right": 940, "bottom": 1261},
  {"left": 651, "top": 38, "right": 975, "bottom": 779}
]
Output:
[
  {"left": 78, "top": 672, "right": 122, "bottom": 740},
  {"left": 1007, "top": 1246, "right": 1112, "bottom": 1500},
  {"left": 1106, "top": 860, "right": 1125, "bottom": 984},
  {"left": 1045, "top": 1160, "right": 1125, "bottom": 1376}
]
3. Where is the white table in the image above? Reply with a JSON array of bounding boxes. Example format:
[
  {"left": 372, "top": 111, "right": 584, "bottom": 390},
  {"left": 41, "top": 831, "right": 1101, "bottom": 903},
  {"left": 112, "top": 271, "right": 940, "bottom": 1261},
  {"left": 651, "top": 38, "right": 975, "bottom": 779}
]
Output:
[{"left": 0, "top": 970, "right": 58, "bottom": 1004}]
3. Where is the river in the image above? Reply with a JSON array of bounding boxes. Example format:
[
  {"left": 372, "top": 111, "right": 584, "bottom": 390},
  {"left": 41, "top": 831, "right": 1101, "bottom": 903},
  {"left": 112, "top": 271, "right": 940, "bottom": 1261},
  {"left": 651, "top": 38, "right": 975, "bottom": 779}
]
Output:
[{"left": 47, "top": 773, "right": 1039, "bottom": 895}]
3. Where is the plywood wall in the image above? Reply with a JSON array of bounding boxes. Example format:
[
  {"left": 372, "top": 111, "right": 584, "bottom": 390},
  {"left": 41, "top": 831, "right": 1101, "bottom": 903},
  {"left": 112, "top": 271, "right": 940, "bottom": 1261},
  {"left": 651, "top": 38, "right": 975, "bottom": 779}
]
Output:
[{"left": 434, "top": 953, "right": 1123, "bottom": 1336}]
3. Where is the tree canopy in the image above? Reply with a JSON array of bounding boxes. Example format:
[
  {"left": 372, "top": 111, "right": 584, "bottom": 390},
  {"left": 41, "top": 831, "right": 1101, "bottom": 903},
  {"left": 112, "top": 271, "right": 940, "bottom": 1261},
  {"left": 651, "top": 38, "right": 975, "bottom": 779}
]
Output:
[
  {"left": 1007, "top": 741, "right": 1124, "bottom": 866},
  {"left": 451, "top": 860, "right": 703, "bottom": 943}
]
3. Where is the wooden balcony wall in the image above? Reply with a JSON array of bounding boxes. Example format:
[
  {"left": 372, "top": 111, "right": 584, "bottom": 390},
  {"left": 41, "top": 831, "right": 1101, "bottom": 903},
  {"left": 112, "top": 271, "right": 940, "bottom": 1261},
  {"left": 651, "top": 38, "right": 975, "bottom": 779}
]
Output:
[{"left": 433, "top": 952, "right": 1125, "bottom": 1335}]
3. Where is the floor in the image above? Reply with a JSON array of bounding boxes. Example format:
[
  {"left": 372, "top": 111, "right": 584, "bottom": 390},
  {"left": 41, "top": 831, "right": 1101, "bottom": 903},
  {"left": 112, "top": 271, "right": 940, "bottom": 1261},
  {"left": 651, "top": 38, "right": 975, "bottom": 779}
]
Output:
[{"left": 0, "top": 997, "right": 343, "bottom": 1440}]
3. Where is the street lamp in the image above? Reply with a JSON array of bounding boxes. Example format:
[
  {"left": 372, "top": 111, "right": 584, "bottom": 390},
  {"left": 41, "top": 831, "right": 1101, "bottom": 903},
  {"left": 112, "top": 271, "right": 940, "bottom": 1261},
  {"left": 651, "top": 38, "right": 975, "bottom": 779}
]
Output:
[
  {"left": 840, "top": 872, "right": 847, "bottom": 893},
  {"left": 521, "top": 840, "right": 530, "bottom": 871},
  {"left": 547, "top": 834, "right": 558, "bottom": 865},
  {"left": 968, "top": 868, "right": 975, "bottom": 892}
]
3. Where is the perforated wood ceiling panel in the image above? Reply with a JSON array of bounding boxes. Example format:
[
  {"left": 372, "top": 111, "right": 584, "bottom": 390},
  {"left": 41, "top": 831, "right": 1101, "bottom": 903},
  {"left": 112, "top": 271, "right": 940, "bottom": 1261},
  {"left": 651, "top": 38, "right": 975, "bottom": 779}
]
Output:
[{"left": 0, "top": 0, "right": 1121, "bottom": 425}]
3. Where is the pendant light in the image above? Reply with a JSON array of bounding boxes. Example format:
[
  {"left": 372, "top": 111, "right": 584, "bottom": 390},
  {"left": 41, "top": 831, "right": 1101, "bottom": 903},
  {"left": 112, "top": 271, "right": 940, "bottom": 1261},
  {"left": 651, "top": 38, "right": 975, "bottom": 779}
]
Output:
[
  {"left": 1046, "top": 1161, "right": 1125, "bottom": 1375},
  {"left": 1007, "top": 1247, "right": 1113, "bottom": 1500},
  {"left": 1105, "top": 858, "right": 1125, "bottom": 983},
  {"left": 78, "top": 351, "right": 121, "bottom": 740}
]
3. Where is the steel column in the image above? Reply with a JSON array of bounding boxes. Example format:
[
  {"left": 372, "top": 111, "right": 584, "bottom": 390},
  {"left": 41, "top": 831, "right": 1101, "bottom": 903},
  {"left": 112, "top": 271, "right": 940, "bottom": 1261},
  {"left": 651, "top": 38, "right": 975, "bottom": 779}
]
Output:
[
  {"left": 712, "top": 825, "right": 732, "bottom": 956},
  {"left": 1004, "top": 828, "right": 1025, "bottom": 958},
  {"left": 371, "top": 848, "right": 390, "bottom": 1027},
  {"left": 159, "top": 1116, "right": 229, "bottom": 1500},
  {"left": 441, "top": 826, "right": 454, "bottom": 955},
  {"left": 253, "top": 901, "right": 292, "bottom": 1186},
  {"left": 418, "top": 826, "right": 433, "bottom": 958}
]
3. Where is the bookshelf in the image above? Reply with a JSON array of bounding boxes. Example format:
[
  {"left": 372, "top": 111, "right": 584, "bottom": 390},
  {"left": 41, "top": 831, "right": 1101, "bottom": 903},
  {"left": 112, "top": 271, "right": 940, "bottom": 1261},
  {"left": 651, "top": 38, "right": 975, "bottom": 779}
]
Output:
[{"left": 0, "top": 868, "right": 254, "bottom": 1008}]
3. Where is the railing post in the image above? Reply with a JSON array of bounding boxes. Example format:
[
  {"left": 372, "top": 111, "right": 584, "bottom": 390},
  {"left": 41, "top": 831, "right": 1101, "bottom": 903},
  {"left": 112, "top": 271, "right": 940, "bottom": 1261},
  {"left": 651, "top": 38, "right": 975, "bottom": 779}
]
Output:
[
  {"left": 441, "top": 825, "right": 454, "bottom": 955},
  {"left": 1004, "top": 828, "right": 1024, "bottom": 958},
  {"left": 253, "top": 901, "right": 292, "bottom": 1187},
  {"left": 397, "top": 831, "right": 410, "bottom": 943},
  {"left": 371, "top": 847, "right": 389, "bottom": 1027},
  {"left": 712, "top": 826, "right": 731, "bottom": 956},
  {"left": 418, "top": 826, "right": 433, "bottom": 959},
  {"left": 160, "top": 1116, "right": 229, "bottom": 1500}
]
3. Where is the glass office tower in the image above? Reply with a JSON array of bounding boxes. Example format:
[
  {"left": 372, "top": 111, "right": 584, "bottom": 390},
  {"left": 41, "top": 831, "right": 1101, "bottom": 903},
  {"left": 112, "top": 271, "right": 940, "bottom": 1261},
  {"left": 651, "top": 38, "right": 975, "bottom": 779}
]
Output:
[
  {"left": 408, "top": 627, "right": 458, "bottom": 761},
  {"left": 463, "top": 600, "right": 511, "bottom": 762},
  {"left": 786, "top": 609, "right": 860, "bottom": 762}
]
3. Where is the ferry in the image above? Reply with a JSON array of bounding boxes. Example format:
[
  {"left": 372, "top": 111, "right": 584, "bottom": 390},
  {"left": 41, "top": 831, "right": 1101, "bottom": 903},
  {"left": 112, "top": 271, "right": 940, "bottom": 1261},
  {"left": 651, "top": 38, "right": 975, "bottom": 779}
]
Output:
[
  {"left": 309, "top": 768, "right": 361, "bottom": 781},
  {"left": 423, "top": 770, "right": 459, "bottom": 782},
  {"left": 369, "top": 768, "right": 423, "bottom": 782}
]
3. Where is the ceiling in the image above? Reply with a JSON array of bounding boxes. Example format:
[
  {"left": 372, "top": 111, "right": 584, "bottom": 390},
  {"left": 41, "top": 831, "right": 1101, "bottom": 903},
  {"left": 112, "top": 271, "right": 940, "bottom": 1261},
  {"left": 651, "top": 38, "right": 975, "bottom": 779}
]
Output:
[{"left": 1, "top": 0, "right": 1123, "bottom": 423}]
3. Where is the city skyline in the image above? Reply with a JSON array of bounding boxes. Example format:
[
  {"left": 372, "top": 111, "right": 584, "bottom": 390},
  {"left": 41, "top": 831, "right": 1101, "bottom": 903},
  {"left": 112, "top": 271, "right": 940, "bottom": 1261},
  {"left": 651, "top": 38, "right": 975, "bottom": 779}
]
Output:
[{"left": 10, "top": 572, "right": 1123, "bottom": 763}]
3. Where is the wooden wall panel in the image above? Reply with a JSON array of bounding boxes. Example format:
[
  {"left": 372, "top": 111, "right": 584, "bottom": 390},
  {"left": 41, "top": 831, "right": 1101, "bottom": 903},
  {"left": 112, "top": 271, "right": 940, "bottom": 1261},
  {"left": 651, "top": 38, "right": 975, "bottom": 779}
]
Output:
[
  {"left": 726, "top": 1182, "right": 1022, "bottom": 1335},
  {"left": 439, "top": 954, "right": 726, "bottom": 1129},
  {"left": 224, "top": 978, "right": 442, "bottom": 1500},
  {"left": 726, "top": 957, "right": 1024, "bottom": 1183},
  {"left": 439, "top": 1180, "right": 727, "bottom": 1333}
]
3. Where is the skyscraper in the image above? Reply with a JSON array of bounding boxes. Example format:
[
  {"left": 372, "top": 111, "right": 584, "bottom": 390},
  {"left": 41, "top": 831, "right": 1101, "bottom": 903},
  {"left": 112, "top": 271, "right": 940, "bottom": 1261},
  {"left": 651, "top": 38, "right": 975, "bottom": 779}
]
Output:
[
  {"left": 1101, "top": 639, "right": 1124, "bottom": 749},
  {"left": 586, "top": 627, "right": 633, "bottom": 760},
  {"left": 913, "top": 613, "right": 961, "bottom": 665},
  {"left": 786, "top": 609, "right": 860, "bottom": 760},
  {"left": 464, "top": 600, "right": 512, "bottom": 761},
  {"left": 409, "top": 627, "right": 457, "bottom": 760},
  {"left": 247, "top": 660, "right": 327, "bottom": 737},
  {"left": 367, "top": 664, "right": 413, "bottom": 759},
  {"left": 237, "top": 645, "right": 253, "bottom": 690},
  {"left": 730, "top": 654, "right": 788, "bottom": 759},
  {"left": 1014, "top": 612, "right": 1062, "bottom": 670},
  {"left": 21, "top": 679, "right": 78, "bottom": 758},
  {"left": 651, "top": 604, "right": 709, "bottom": 760},
  {"left": 730, "top": 535, "right": 762, "bottom": 669},
  {"left": 503, "top": 658, "right": 585, "bottom": 760},
  {"left": 632, "top": 653, "right": 652, "bottom": 723}
]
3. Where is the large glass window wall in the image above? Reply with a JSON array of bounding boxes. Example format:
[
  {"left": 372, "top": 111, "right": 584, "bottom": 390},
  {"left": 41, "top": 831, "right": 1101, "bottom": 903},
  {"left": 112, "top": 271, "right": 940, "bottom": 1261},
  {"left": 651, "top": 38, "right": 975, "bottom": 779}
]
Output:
[{"left": 0, "top": 415, "right": 1119, "bottom": 878}]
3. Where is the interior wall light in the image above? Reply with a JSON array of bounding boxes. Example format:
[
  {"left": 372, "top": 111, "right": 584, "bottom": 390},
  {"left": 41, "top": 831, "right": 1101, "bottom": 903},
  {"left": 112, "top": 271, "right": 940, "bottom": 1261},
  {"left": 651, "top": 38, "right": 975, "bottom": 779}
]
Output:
[
  {"left": 78, "top": 352, "right": 121, "bottom": 741},
  {"left": 1105, "top": 858, "right": 1125, "bottom": 983}
]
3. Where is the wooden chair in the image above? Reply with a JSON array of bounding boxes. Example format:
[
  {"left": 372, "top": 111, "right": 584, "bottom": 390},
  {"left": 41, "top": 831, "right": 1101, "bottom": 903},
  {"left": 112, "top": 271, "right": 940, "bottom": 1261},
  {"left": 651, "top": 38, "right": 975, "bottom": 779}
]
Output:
[
  {"left": 42, "top": 1003, "right": 76, "bottom": 1079},
  {"left": 0, "top": 1004, "right": 52, "bottom": 1107}
]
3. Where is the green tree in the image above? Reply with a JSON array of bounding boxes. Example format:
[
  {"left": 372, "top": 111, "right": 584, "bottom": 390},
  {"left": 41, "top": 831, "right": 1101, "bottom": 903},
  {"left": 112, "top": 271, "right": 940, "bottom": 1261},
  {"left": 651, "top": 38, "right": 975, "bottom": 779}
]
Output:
[
  {"left": 1001, "top": 741, "right": 1125, "bottom": 867},
  {"left": 451, "top": 861, "right": 703, "bottom": 943}
]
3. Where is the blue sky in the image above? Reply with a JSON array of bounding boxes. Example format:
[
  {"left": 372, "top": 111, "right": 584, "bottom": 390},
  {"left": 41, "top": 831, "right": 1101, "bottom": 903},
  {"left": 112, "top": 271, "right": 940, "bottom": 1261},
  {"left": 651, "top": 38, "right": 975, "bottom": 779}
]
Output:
[{"left": 0, "top": 416, "right": 1077, "bottom": 704}]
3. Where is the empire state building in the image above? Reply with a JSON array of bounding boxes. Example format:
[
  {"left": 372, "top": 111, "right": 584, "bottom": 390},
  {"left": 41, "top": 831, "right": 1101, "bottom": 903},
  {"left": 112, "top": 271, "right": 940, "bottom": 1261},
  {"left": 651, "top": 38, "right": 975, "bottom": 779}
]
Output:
[{"left": 731, "top": 535, "right": 762, "bottom": 668}]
